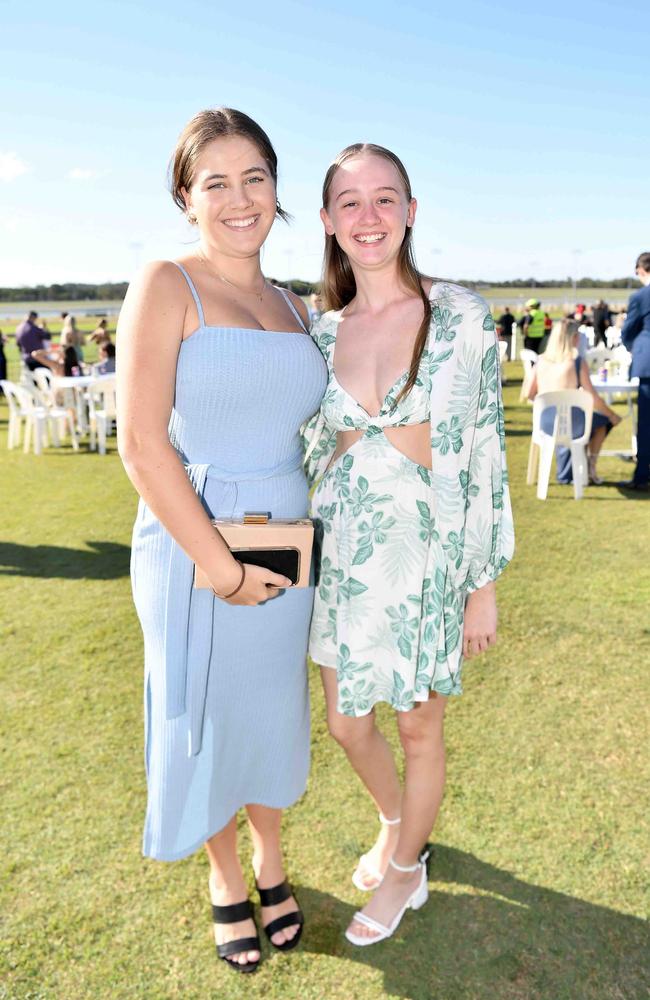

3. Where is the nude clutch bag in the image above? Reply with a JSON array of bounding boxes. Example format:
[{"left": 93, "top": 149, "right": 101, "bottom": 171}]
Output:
[{"left": 194, "top": 513, "right": 314, "bottom": 589}]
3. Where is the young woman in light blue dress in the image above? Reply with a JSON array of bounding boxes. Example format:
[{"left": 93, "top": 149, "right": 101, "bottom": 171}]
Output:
[
  {"left": 303, "top": 144, "right": 514, "bottom": 945},
  {"left": 117, "top": 108, "right": 326, "bottom": 974}
]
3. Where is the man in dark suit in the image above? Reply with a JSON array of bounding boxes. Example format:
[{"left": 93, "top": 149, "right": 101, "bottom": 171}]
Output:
[
  {"left": 592, "top": 300, "right": 611, "bottom": 347},
  {"left": 619, "top": 252, "right": 650, "bottom": 490}
]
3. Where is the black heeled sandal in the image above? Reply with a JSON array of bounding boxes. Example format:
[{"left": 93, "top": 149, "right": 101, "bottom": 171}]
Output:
[
  {"left": 255, "top": 878, "right": 304, "bottom": 952},
  {"left": 212, "top": 898, "right": 261, "bottom": 974}
]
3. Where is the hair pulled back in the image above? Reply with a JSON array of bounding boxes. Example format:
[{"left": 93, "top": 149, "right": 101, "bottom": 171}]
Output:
[
  {"left": 321, "top": 142, "right": 432, "bottom": 405},
  {"left": 169, "top": 107, "right": 289, "bottom": 222}
]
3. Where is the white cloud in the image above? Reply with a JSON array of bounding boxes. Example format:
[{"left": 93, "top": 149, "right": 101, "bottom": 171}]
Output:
[
  {"left": 0, "top": 151, "right": 30, "bottom": 182},
  {"left": 67, "top": 167, "right": 107, "bottom": 181}
]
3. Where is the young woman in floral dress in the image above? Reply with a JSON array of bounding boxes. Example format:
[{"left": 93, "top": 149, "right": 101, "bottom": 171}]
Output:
[{"left": 303, "top": 143, "right": 515, "bottom": 946}]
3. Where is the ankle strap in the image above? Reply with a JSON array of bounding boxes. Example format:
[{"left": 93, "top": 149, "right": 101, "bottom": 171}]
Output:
[
  {"left": 255, "top": 877, "right": 292, "bottom": 907},
  {"left": 379, "top": 812, "right": 401, "bottom": 826},
  {"left": 389, "top": 844, "right": 432, "bottom": 873},
  {"left": 389, "top": 857, "right": 421, "bottom": 873}
]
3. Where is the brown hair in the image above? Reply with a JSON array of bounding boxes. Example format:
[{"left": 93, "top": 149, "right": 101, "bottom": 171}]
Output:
[
  {"left": 321, "top": 142, "right": 432, "bottom": 405},
  {"left": 635, "top": 251, "right": 650, "bottom": 273},
  {"left": 169, "top": 107, "right": 289, "bottom": 222}
]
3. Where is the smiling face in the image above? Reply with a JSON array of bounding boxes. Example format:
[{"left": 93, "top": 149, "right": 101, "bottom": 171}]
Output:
[
  {"left": 182, "top": 135, "right": 278, "bottom": 257},
  {"left": 321, "top": 154, "right": 416, "bottom": 273}
]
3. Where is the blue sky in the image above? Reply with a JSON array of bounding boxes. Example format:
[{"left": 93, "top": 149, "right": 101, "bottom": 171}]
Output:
[{"left": 1, "top": 0, "right": 648, "bottom": 285}]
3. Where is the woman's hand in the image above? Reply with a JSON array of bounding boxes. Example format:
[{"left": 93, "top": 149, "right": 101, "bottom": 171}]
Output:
[
  {"left": 212, "top": 562, "right": 293, "bottom": 607},
  {"left": 463, "top": 582, "right": 497, "bottom": 658}
]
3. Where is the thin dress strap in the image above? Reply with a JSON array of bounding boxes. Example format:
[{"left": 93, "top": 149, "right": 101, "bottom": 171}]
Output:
[
  {"left": 173, "top": 262, "right": 206, "bottom": 328},
  {"left": 277, "top": 286, "right": 308, "bottom": 333}
]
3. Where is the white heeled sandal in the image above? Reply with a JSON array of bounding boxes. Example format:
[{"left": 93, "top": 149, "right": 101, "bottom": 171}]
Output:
[
  {"left": 345, "top": 847, "right": 430, "bottom": 947},
  {"left": 351, "top": 812, "right": 401, "bottom": 892}
]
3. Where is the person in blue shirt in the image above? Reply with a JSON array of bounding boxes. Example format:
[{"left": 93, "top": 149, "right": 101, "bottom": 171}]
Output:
[
  {"left": 620, "top": 252, "right": 650, "bottom": 490},
  {"left": 15, "top": 312, "right": 47, "bottom": 370}
]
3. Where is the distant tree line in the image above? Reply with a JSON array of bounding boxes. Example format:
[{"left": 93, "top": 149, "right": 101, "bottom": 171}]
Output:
[
  {"left": 0, "top": 282, "right": 129, "bottom": 302},
  {"left": 462, "top": 277, "right": 641, "bottom": 290},
  {"left": 0, "top": 276, "right": 641, "bottom": 302},
  {"left": 0, "top": 279, "right": 316, "bottom": 302}
]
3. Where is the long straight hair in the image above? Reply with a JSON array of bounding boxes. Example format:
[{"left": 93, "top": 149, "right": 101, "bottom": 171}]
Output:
[
  {"left": 321, "top": 142, "right": 432, "bottom": 405},
  {"left": 544, "top": 318, "right": 578, "bottom": 363}
]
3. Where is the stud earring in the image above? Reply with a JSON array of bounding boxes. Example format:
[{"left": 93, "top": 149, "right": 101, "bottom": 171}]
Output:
[{"left": 187, "top": 212, "right": 197, "bottom": 224}]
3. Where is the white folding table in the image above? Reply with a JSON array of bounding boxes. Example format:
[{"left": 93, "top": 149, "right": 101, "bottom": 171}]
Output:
[{"left": 590, "top": 376, "right": 639, "bottom": 458}]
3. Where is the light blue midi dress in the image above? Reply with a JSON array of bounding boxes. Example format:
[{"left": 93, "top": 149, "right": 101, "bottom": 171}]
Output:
[{"left": 130, "top": 265, "right": 327, "bottom": 861}]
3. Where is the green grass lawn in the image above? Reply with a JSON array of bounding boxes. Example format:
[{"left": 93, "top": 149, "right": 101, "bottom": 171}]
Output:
[{"left": 1, "top": 345, "right": 649, "bottom": 1000}]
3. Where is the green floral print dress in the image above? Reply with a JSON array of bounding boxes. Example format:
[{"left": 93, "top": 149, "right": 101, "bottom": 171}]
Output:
[{"left": 302, "top": 282, "right": 515, "bottom": 718}]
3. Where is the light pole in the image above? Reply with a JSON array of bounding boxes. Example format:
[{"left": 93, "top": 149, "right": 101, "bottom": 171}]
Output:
[{"left": 530, "top": 261, "right": 540, "bottom": 290}]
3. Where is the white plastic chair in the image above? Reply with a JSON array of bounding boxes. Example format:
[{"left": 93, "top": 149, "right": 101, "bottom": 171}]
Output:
[
  {"left": 31, "top": 368, "right": 79, "bottom": 449},
  {"left": 88, "top": 376, "right": 117, "bottom": 455},
  {"left": 580, "top": 325, "right": 595, "bottom": 349},
  {"left": 31, "top": 367, "right": 53, "bottom": 396},
  {"left": 527, "top": 389, "right": 594, "bottom": 501},
  {"left": 19, "top": 367, "right": 39, "bottom": 390},
  {"left": 0, "top": 380, "right": 49, "bottom": 454},
  {"left": 55, "top": 381, "right": 89, "bottom": 436},
  {"left": 519, "top": 348, "right": 539, "bottom": 402},
  {"left": 510, "top": 327, "right": 519, "bottom": 361},
  {"left": 498, "top": 339, "right": 508, "bottom": 384},
  {"left": 1, "top": 379, "right": 29, "bottom": 449}
]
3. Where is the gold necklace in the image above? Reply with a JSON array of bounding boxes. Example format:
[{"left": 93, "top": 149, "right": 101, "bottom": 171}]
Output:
[
  {"left": 199, "top": 254, "right": 266, "bottom": 302},
  {"left": 218, "top": 271, "right": 266, "bottom": 302}
]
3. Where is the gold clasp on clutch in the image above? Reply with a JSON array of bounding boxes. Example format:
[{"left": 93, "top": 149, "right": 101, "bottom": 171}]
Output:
[{"left": 243, "top": 512, "right": 270, "bottom": 524}]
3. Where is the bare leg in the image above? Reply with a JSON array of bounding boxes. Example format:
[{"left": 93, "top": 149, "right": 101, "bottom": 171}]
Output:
[
  {"left": 321, "top": 666, "right": 402, "bottom": 886},
  {"left": 588, "top": 426, "right": 609, "bottom": 483},
  {"left": 246, "top": 804, "right": 301, "bottom": 947},
  {"left": 205, "top": 817, "right": 260, "bottom": 967},
  {"left": 589, "top": 426, "right": 608, "bottom": 458},
  {"left": 348, "top": 693, "right": 447, "bottom": 939}
]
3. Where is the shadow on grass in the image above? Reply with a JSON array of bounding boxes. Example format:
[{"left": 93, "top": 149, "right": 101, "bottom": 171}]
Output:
[
  {"left": 615, "top": 485, "right": 650, "bottom": 500},
  {"left": 0, "top": 540, "right": 131, "bottom": 579},
  {"left": 541, "top": 491, "right": 649, "bottom": 502},
  {"left": 298, "top": 845, "right": 650, "bottom": 1000}
]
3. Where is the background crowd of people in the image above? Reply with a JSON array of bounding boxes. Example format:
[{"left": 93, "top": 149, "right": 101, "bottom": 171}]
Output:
[
  {"left": 4, "top": 269, "right": 648, "bottom": 494},
  {"left": 496, "top": 298, "right": 626, "bottom": 357},
  {"left": 13, "top": 311, "right": 115, "bottom": 379},
  {"left": 492, "top": 254, "right": 650, "bottom": 491}
]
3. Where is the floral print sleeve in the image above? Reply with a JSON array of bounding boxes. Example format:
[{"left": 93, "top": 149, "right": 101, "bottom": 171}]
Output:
[{"left": 428, "top": 289, "right": 515, "bottom": 593}]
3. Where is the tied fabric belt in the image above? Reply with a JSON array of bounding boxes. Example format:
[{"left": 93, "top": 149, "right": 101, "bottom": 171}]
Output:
[{"left": 163, "top": 450, "right": 304, "bottom": 757}]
